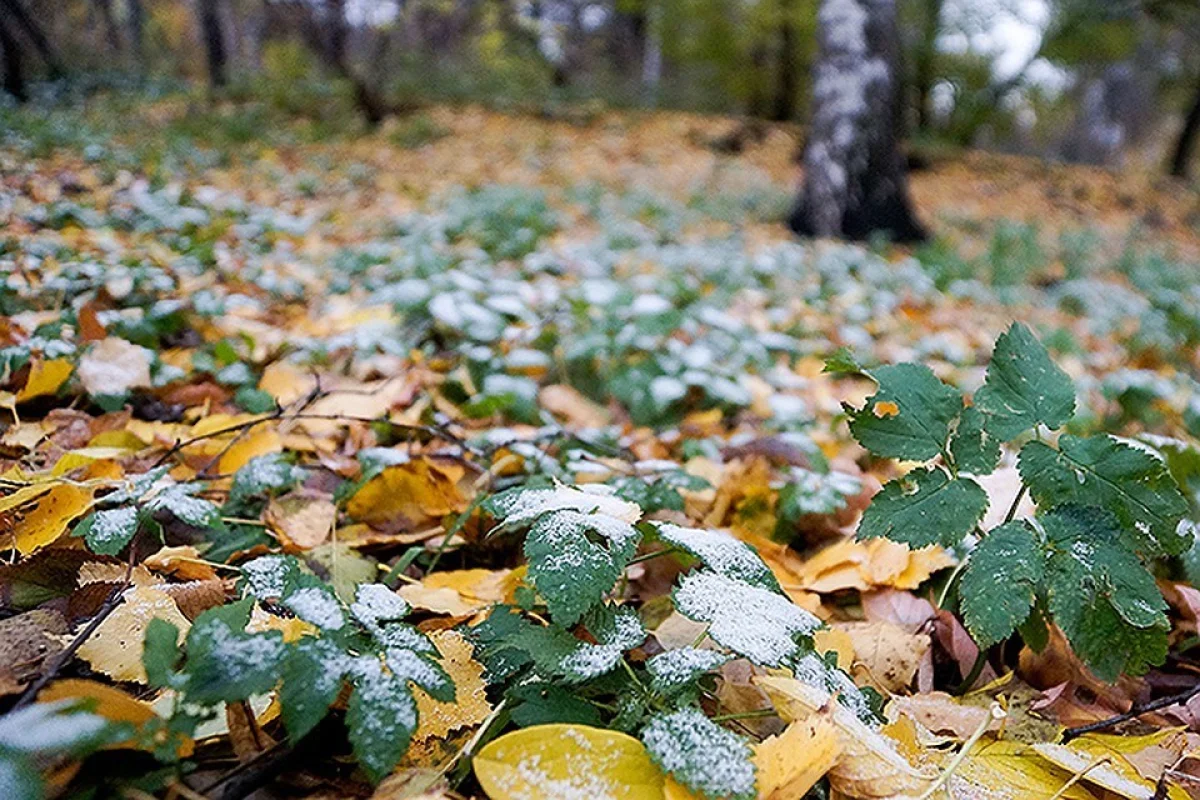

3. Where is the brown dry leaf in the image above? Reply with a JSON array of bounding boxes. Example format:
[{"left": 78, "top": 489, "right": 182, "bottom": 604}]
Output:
[
  {"left": 5, "top": 482, "right": 95, "bottom": 555},
  {"left": 16, "top": 358, "right": 73, "bottom": 401},
  {"left": 836, "top": 621, "right": 930, "bottom": 695},
  {"left": 754, "top": 716, "right": 842, "bottom": 799},
  {"left": 398, "top": 568, "right": 515, "bottom": 616},
  {"left": 0, "top": 609, "right": 68, "bottom": 695},
  {"left": 265, "top": 493, "right": 337, "bottom": 551},
  {"left": 347, "top": 458, "right": 468, "bottom": 530},
  {"left": 412, "top": 630, "right": 492, "bottom": 742},
  {"left": 77, "top": 337, "right": 152, "bottom": 396},
  {"left": 225, "top": 700, "right": 277, "bottom": 759},
  {"left": 888, "top": 692, "right": 998, "bottom": 740},
  {"left": 160, "top": 578, "right": 228, "bottom": 619},
  {"left": 538, "top": 384, "right": 610, "bottom": 428},
  {"left": 77, "top": 561, "right": 156, "bottom": 586},
  {"left": 1020, "top": 627, "right": 1141, "bottom": 728},
  {"left": 76, "top": 586, "right": 191, "bottom": 683},
  {"left": 755, "top": 675, "right": 937, "bottom": 798},
  {"left": 1, "top": 420, "right": 53, "bottom": 453},
  {"left": 371, "top": 768, "right": 454, "bottom": 799}
]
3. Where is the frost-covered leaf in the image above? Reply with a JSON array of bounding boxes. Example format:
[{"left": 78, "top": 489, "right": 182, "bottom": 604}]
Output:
[
  {"left": 857, "top": 468, "right": 988, "bottom": 548},
  {"left": 241, "top": 554, "right": 297, "bottom": 600},
  {"left": 556, "top": 605, "right": 647, "bottom": 683},
  {"left": 75, "top": 506, "right": 139, "bottom": 556},
  {"left": 847, "top": 364, "right": 963, "bottom": 461},
  {"left": 1042, "top": 506, "right": 1169, "bottom": 680},
  {"left": 974, "top": 322, "right": 1075, "bottom": 440},
  {"left": 77, "top": 337, "right": 152, "bottom": 397},
  {"left": 641, "top": 706, "right": 756, "bottom": 800},
  {"left": 283, "top": 585, "right": 346, "bottom": 631},
  {"left": 651, "top": 522, "right": 779, "bottom": 591},
  {"left": 960, "top": 521, "right": 1044, "bottom": 647},
  {"left": 1020, "top": 435, "right": 1190, "bottom": 557},
  {"left": 345, "top": 655, "right": 419, "bottom": 783},
  {"left": 525, "top": 510, "right": 640, "bottom": 625},
  {"left": 673, "top": 572, "right": 819, "bottom": 667},
  {"left": 487, "top": 483, "right": 642, "bottom": 527},
  {"left": 146, "top": 482, "right": 221, "bottom": 529},
  {"left": 227, "top": 453, "right": 304, "bottom": 509},
  {"left": 279, "top": 637, "right": 348, "bottom": 741},
  {"left": 646, "top": 648, "right": 730, "bottom": 700},
  {"left": 182, "top": 599, "right": 287, "bottom": 704}
]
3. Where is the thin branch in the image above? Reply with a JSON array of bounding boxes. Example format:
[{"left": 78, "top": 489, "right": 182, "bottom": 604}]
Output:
[{"left": 1063, "top": 681, "right": 1200, "bottom": 741}]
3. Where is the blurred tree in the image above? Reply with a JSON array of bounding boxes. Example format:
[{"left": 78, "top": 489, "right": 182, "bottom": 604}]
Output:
[
  {"left": 789, "top": 0, "right": 925, "bottom": 242},
  {"left": 197, "top": 0, "right": 228, "bottom": 88},
  {"left": 0, "top": 11, "right": 26, "bottom": 101},
  {"left": 1170, "top": 75, "right": 1200, "bottom": 178}
]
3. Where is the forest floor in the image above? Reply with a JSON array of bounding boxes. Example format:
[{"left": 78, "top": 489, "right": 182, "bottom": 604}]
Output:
[{"left": 3, "top": 99, "right": 1200, "bottom": 800}]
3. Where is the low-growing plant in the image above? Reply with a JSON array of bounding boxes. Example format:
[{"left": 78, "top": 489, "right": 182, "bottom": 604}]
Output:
[{"left": 837, "top": 322, "right": 1192, "bottom": 680}]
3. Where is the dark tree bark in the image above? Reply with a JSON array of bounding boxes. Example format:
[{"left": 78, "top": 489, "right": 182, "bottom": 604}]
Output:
[
  {"left": 788, "top": 0, "right": 925, "bottom": 242},
  {"left": 93, "top": 0, "right": 123, "bottom": 52},
  {"left": 198, "top": 0, "right": 228, "bottom": 89},
  {"left": 128, "top": 0, "right": 146, "bottom": 63},
  {"left": 913, "top": 0, "right": 942, "bottom": 132},
  {"left": 771, "top": 0, "right": 798, "bottom": 121},
  {"left": 0, "top": 0, "right": 64, "bottom": 78},
  {"left": 1169, "top": 73, "right": 1200, "bottom": 179},
  {"left": 0, "top": 14, "right": 27, "bottom": 102}
]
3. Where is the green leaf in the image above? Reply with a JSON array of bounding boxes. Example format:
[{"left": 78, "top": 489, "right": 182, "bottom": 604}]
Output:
[
  {"left": 641, "top": 706, "right": 756, "bottom": 800},
  {"left": 974, "top": 322, "right": 1075, "bottom": 440},
  {"left": 345, "top": 655, "right": 419, "bottom": 783},
  {"left": 823, "top": 348, "right": 865, "bottom": 375},
  {"left": 847, "top": 363, "right": 963, "bottom": 461},
  {"left": 182, "top": 599, "right": 286, "bottom": 704},
  {"left": 948, "top": 406, "right": 1000, "bottom": 475},
  {"left": 148, "top": 482, "right": 221, "bottom": 529},
  {"left": 857, "top": 468, "right": 988, "bottom": 549},
  {"left": 227, "top": 453, "right": 303, "bottom": 509},
  {"left": 1020, "top": 435, "right": 1190, "bottom": 557},
  {"left": 507, "top": 683, "right": 605, "bottom": 728},
  {"left": 1042, "top": 506, "right": 1169, "bottom": 680},
  {"left": 673, "top": 571, "right": 819, "bottom": 667},
  {"left": 279, "top": 637, "right": 347, "bottom": 742},
  {"left": 524, "top": 510, "right": 640, "bottom": 625},
  {"left": 646, "top": 648, "right": 730, "bottom": 702},
  {"left": 960, "top": 522, "right": 1044, "bottom": 647},
  {"left": 142, "top": 618, "right": 182, "bottom": 689},
  {"left": 651, "top": 522, "right": 779, "bottom": 591},
  {"left": 75, "top": 507, "right": 139, "bottom": 556}
]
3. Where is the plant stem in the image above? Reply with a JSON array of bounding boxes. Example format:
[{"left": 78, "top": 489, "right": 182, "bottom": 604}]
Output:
[
  {"left": 710, "top": 708, "right": 777, "bottom": 723},
  {"left": 955, "top": 649, "right": 988, "bottom": 695},
  {"left": 627, "top": 548, "right": 676, "bottom": 567},
  {"left": 1003, "top": 484, "right": 1028, "bottom": 524},
  {"left": 1063, "top": 680, "right": 1200, "bottom": 740}
]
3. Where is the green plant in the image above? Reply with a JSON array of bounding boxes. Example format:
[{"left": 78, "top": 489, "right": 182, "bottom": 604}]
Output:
[{"left": 838, "top": 322, "right": 1191, "bottom": 680}]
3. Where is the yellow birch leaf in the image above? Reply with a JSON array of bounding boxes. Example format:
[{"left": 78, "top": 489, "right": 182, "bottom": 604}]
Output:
[
  {"left": 76, "top": 586, "right": 191, "bottom": 683},
  {"left": 956, "top": 740, "right": 1099, "bottom": 800},
  {"left": 0, "top": 483, "right": 53, "bottom": 515},
  {"left": 219, "top": 426, "right": 283, "bottom": 475},
  {"left": 9, "top": 482, "right": 95, "bottom": 555},
  {"left": 754, "top": 717, "right": 842, "bottom": 799},
  {"left": 347, "top": 459, "right": 467, "bottom": 528},
  {"left": 265, "top": 493, "right": 336, "bottom": 551},
  {"left": 412, "top": 630, "right": 492, "bottom": 742},
  {"left": 1034, "top": 740, "right": 1190, "bottom": 800},
  {"left": 51, "top": 447, "right": 134, "bottom": 476},
  {"left": 399, "top": 568, "right": 514, "bottom": 615},
  {"left": 17, "top": 358, "right": 73, "bottom": 401},
  {"left": 474, "top": 724, "right": 666, "bottom": 800}
]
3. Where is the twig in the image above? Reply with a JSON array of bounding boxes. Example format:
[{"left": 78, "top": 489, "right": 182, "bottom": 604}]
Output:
[
  {"left": 1003, "top": 484, "right": 1028, "bottom": 525},
  {"left": 1049, "top": 756, "right": 1110, "bottom": 800},
  {"left": 917, "top": 702, "right": 1005, "bottom": 800},
  {"left": 12, "top": 540, "right": 138, "bottom": 710},
  {"left": 1063, "top": 680, "right": 1200, "bottom": 741}
]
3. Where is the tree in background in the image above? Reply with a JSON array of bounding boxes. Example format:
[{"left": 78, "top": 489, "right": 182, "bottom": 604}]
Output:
[
  {"left": 197, "top": 0, "right": 228, "bottom": 89},
  {"left": 789, "top": 0, "right": 925, "bottom": 242}
]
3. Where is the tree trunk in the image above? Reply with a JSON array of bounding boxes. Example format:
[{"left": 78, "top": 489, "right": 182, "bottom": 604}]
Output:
[
  {"left": 788, "top": 0, "right": 925, "bottom": 242},
  {"left": 913, "top": 0, "right": 942, "bottom": 132},
  {"left": 0, "top": 0, "right": 64, "bottom": 78},
  {"left": 1169, "top": 73, "right": 1200, "bottom": 180},
  {"left": 198, "top": 0, "right": 228, "bottom": 89},
  {"left": 128, "top": 0, "right": 146, "bottom": 64},
  {"left": 0, "top": 14, "right": 27, "bottom": 102},
  {"left": 771, "top": 0, "right": 798, "bottom": 121},
  {"left": 93, "top": 0, "right": 123, "bottom": 52}
]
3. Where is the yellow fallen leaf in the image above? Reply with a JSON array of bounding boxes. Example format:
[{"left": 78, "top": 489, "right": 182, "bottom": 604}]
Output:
[
  {"left": 754, "top": 716, "right": 842, "bottom": 799},
  {"left": 347, "top": 458, "right": 468, "bottom": 529},
  {"left": 399, "top": 568, "right": 514, "bottom": 616},
  {"left": 17, "top": 358, "right": 73, "bottom": 401},
  {"left": 51, "top": 447, "right": 135, "bottom": 476},
  {"left": 1034, "top": 739, "right": 1190, "bottom": 800},
  {"left": 539, "top": 384, "right": 610, "bottom": 428},
  {"left": 956, "top": 739, "right": 1099, "bottom": 800},
  {"left": 412, "top": 631, "right": 492, "bottom": 742},
  {"left": 836, "top": 621, "right": 930, "bottom": 694},
  {"left": 5, "top": 482, "right": 95, "bottom": 555},
  {"left": 1, "top": 421, "right": 53, "bottom": 452},
  {"left": 755, "top": 675, "right": 936, "bottom": 798},
  {"left": 474, "top": 724, "right": 665, "bottom": 800},
  {"left": 258, "top": 361, "right": 317, "bottom": 406},
  {"left": 248, "top": 605, "right": 315, "bottom": 643},
  {"left": 218, "top": 426, "right": 283, "bottom": 475},
  {"left": 813, "top": 629, "right": 855, "bottom": 672},
  {"left": 77, "top": 586, "right": 191, "bottom": 683},
  {"left": 265, "top": 493, "right": 336, "bottom": 551},
  {"left": 38, "top": 678, "right": 195, "bottom": 757}
]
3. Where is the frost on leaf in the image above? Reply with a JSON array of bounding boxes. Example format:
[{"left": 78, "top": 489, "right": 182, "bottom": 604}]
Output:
[
  {"left": 525, "top": 509, "right": 640, "bottom": 625},
  {"left": 554, "top": 605, "right": 647, "bottom": 683},
  {"left": 642, "top": 706, "right": 756, "bottom": 800},
  {"left": 76, "top": 506, "right": 139, "bottom": 556},
  {"left": 345, "top": 655, "right": 420, "bottom": 783},
  {"left": 350, "top": 583, "right": 411, "bottom": 632},
  {"left": 646, "top": 648, "right": 730, "bottom": 699},
  {"left": 241, "top": 555, "right": 296, "bottom": 600},
  {"left": 673, "top": 571, "right": 819, "bottom": 667},
  {"left": 974, "top": 321, "right": 1076, "bottom": 441},
  {"left": 652, "top": 522, "right": 779, "bottom": 591},
  {"left": 487, "top": 483, "right": 642, "bottom": 527},
  {"left": 960, "top": 521, "right": 1044, "bottom": 647},
  {"left": 146, "top": 481, "right": 221, "bottom": 529},
  {"left": 284, "top": 585, "right": 346, "bottom": 631},
  {"left": 227, "top": 453, "right": 303, "bottom": 509},
  {"left": 279, "top": 637, "right": 349, "bottom": 741},
  {"left": 182, "top": 599, "right": 286, "bottom": 704},
  {"left": 857, "top": 468, "right": 988, "bottom": 549}
]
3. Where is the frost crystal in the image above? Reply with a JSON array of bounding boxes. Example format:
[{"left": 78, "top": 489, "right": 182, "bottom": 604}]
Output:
[
  {"left": 652, "top": 522, "right": 778, "bottom": 590},
  {"left": 351, "top": 583, "right": 411, "bottom": 633},
  {"left": 82, "top": 507, "right": 139, "bottom": 554},
  {"left": 673, "top": 571, "right": 820, "bottom": 666},
  {"left": 284, "top": 586, "right": 346, "bottom": 631},
  {"left": 646, "top": 648, "right": 730, "bottom": 695},
  {"left": 242, "top": 555, "right": 293, "bottom": 599},
  {"left": 642, "top": 707, "right": 755, "bottom": 800},
  {"left": 490, "top": 483, "right": 642, "bottom": 526}
]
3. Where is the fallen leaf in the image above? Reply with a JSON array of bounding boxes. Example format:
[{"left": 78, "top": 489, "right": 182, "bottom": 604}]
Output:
[
  {"left": 218, "top": 426, "right": 283, "bottom": 475},
  {"left": 412, "top": 630, "right": 492, "bottom": 742},
  {"left": 474, "top": 724, "right": 666, "bottom": 799},
  {"left": 17, "top": 358, "right": 73, "bottom": 401},
  {"left": 0, "top": 609, "right": 68, "bottom": 694},
  {"left": 76, "top": 586, "right": 191, "bottom": 683},
  {"left": 754, "top": 715, "right": 842, "bottom": 799},
  {"left": 836, "top": 621, "right": 930, "bottom": 694},
  {"left": 4, "top": 482, "right": 95, "bottom": 555},
  {"left": 539, "top": 384, "right": 610, "bottom": 428},
  {"left": 399, "top": 568, "right": 514, "bottom": 616},
  {"left": 38, "top": 678, "right": 194, "bottom": 756},
  {"left": 265, "top": 493, "right": 337, "bottom": 551},
  {"left": 77, "top": 337, "right": 152, "bottom": 396},
  {"left": 347, "top": 458, "right": 468, "bottom": 531}
]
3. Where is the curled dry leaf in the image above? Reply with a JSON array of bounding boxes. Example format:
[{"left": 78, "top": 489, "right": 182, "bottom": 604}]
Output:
[
  {"left": 754, "top": 716, "right": 842, "bottom": 800},
  {"left": 265, "top": 493, "right": 337, "bottom": 551},
  {"left": 76, "top": 586, "right": 191, "bottom": 683},
  {"left": 398, "top": 568, "right": 517, "bottom": 616},
  {"left": 347, "top": 458, "right": 469, "bottom": 531},
  {"left": 796, "top": 538, "right": 954, "bottom": 594},
  {"left": 836, "top": 621, "right": 930, "bottom": 695},
  {"left": 142, "top": 545, "right": 220, "bottom": 582},
  {"left": 0, "top": 609, "right": 68, "bottom": 695}
]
